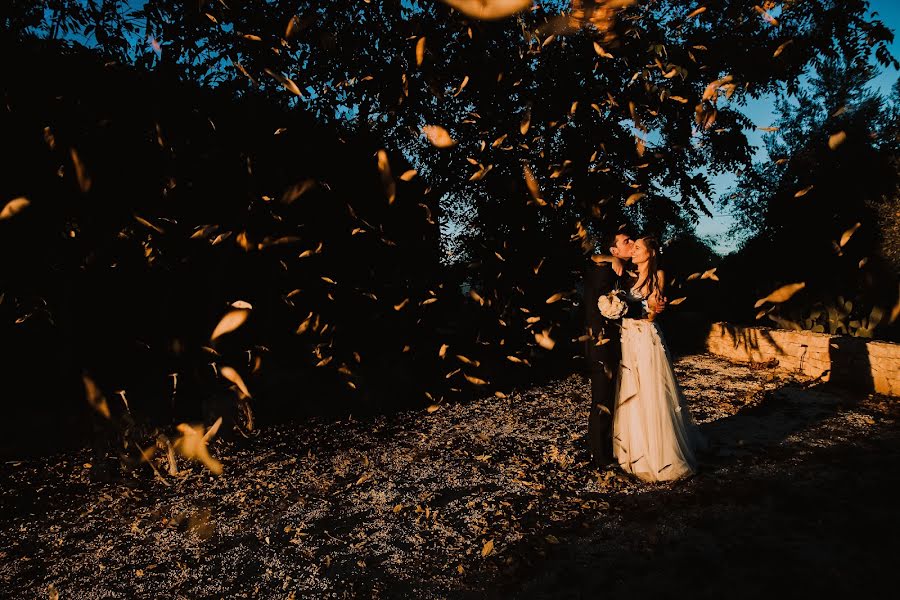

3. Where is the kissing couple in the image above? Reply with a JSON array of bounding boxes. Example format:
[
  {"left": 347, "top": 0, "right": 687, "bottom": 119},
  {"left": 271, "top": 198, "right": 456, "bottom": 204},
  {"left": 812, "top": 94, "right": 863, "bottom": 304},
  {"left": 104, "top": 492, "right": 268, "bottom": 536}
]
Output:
[{"left": 583, "top": 228, "right": 706, "bottom": 483}]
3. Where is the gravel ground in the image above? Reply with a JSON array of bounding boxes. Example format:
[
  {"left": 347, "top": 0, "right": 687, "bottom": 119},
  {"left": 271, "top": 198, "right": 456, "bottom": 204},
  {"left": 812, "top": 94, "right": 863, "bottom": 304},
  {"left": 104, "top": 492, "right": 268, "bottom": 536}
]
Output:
[{"left": 1, "top": 353, "right": 898, "bottom": 599}]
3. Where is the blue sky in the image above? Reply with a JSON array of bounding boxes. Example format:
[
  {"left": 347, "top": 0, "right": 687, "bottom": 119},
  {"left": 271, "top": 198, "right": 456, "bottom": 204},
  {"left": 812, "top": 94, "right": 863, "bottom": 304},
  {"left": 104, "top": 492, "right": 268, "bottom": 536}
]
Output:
[{"left": 695, "top": 0, "right": 900, "bottom": 255}]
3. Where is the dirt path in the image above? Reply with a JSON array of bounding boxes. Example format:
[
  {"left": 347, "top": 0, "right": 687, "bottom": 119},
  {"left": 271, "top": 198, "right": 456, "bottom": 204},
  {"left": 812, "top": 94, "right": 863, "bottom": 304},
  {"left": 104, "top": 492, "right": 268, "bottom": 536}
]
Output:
[{"left": 1, "top": 354, "right": 897, "bottom": 599}]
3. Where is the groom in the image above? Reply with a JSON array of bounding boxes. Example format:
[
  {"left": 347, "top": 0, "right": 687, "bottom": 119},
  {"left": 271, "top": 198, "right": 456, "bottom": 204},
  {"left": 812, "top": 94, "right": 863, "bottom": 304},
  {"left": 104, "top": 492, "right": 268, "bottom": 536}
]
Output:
[{"left": 583, "top": 228, "right": 635, "bottom": 469}]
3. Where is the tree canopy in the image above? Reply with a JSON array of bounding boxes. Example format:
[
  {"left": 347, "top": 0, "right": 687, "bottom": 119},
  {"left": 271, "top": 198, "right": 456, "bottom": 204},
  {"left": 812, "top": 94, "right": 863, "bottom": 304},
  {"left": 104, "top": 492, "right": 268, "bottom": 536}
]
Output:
[{"left": 1, "top": 1, "right": 897, "bottom": 457}]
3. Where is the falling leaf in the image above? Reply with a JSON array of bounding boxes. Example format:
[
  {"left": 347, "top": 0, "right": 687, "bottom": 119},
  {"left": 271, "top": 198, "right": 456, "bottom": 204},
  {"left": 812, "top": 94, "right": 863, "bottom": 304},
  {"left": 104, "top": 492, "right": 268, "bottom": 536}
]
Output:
[
  {"left": 243, "top": 34, "right": 262, "bottom": 41},
  {"left": 422, "top": 125, "right": 457, "bottom": 148},
  {"left": 400, "top": 169, "right": 417, "bottom": 181},
  {"left": 427, "top": 404, "right": 441, "bottom": 413},
  {"left": 523, "top": 164, "right": 545, "bottom": 205},
  {"left": 520, "top": 110, "right": 531, "bottom": 135},
  {"left": 635, "top": 135, "right": 646, "bottom": 156},
  {"left": 456, "top": 354, "right": 481, "bottom": 367},
  {"left": 211, "top": 309, "right": 250, "bottom": 340},
  {"left": 415, "top": 37, "right": 426, "bottom": 66},
  {"left": 668, "top": 297, "right": 687, "bottom": 306},
  {"left": 700, "top": 268, "right": 719, "bottom": 281},
  {"left": 754, "top": 5, "right": 779, "bottom": 26},
  {"left": 593, "top": 42, "right": 613, "bottom": 58},
  {"left": 470, "top": 164, "right": 493, "bottom": 181},
  {"left": 83, "top": 375, "right": 110, "bottom": 419},
  {"left": 175, "top": 422, "right": 223, "bottom": 475},
  {"left": 439, "top": 343, "right": 449, "bottom": 358},
  {"left": 773, "top": 39, "right": 793, "bottom": 57},
  {"left": 828, "top": 130, "right": 847, "bottom": 150},
  {"left": 625, "top": 192, "right": 646, "bottom": 206},
  {"left": 285, "top": 15, "right": 300, "bottom": 38},
  {"left": 794, "top": 185, "right": 814, "bottom": 198},
  {"left": 264, "top": 68, "right": 304, "bottom": 97},
  {"left": 546, "top": 292, "right": 564, "bottom": 304},
  {"left": 535, "top": 330, "right": 555, "bottom": 350},
  {"left": 134, "top": 215, "right": 164, "bottom": 234},
  {"left": 281, "top": 179, "right": 316, "bottom": 204},
  {"left": 757, "top": 126, "right": 779, "bottom": 132},
  {"left": 686, "top": 6, "right": 707, "bottom": 19},
  {"left": 376, "top": 149, "right": 396, "bottom": 204},
  {"left": 839, "top": 222, "right": 861, "bottom": 247},
  {"left": 0, "top": 197, "right": 29, "bottom": 220},
  {"left": 394, "top": 298, "right": 410, "bottom": 310},
  {"left": 202, "top": 416, "right": 223, "bottom": 442},
  {"left": 464, "top": 374, "right": 489, "bottom": 385},
  {"left": 453, "top": 75, "right": 470, "bottom": 97},
  {"left": 441, "top": 0, "right": 532, "bottom": 20},
  {"left": 754, "top": 282, "right": 806, "bottom": 308},
  {"left": 701, "top": 75, "right": 732, "bottom": 101},
  {"left": 70, "top": 148, "right": 92, "bottom": 192},
  {"left": 481, "top": 539, "right": 495, "bottom": 556},
  {"left": 220, "top": 366, "right": 251, "bottom": 398}
]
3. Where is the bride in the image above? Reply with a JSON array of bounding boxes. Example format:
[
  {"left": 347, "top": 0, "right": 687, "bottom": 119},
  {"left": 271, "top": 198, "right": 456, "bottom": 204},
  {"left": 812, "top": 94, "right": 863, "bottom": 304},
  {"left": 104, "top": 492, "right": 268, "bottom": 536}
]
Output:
[{"left": 612, "top": 236, "right": 706, "bottom": 483}]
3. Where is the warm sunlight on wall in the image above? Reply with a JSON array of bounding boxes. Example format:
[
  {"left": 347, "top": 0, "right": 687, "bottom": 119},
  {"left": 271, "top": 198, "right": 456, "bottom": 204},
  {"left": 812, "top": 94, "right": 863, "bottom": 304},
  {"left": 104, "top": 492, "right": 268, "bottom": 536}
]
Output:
[{"left": 706, "top": 322, "right": 900, "bottom": 396}]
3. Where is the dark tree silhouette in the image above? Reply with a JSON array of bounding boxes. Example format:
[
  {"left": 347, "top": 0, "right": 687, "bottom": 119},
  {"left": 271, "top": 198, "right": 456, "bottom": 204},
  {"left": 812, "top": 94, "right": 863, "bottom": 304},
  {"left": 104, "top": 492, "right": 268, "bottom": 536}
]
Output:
[
  {"left": 721, "top": 55, "right": 899, "bottom": 338},
  {"left": 0, "top": 1, "right": 896, "bottom": 461}
]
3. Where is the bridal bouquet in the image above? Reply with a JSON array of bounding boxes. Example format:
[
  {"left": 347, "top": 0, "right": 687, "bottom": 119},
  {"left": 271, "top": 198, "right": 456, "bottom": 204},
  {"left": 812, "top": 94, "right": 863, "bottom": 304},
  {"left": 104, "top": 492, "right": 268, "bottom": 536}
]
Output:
[{"left": 597, "top": 290, "right": 628, "bottom": 320}]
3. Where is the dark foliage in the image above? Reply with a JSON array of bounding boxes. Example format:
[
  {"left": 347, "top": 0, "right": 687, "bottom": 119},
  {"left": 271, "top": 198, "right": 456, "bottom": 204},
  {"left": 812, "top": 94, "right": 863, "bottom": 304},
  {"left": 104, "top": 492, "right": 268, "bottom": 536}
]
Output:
[
  {"left": 1, "top": 1, "right": 896, "bottom": 458},
  {"left": 717, "top": 57, "right": 900, "bottom": 339}
]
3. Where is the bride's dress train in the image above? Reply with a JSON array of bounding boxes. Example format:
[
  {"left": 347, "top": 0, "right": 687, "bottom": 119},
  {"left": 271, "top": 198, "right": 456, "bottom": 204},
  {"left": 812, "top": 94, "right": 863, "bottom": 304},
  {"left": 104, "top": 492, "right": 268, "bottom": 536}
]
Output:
[{"left": 613, "top": 307, "right": 706, "bottom": 483}]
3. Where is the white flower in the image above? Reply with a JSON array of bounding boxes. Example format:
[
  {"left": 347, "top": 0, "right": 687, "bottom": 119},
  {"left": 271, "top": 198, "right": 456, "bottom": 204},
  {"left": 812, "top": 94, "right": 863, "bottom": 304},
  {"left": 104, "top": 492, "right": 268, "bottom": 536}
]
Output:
[{"left": 598, "top": 291, "right": 627, "bottom": 319}]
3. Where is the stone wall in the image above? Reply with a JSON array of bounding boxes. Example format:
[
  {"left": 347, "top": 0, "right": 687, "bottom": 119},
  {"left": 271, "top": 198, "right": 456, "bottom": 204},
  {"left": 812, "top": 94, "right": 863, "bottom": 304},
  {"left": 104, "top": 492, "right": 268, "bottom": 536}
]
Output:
[{"left": 705, "top": 322, "right": 900, "bottom": 397}]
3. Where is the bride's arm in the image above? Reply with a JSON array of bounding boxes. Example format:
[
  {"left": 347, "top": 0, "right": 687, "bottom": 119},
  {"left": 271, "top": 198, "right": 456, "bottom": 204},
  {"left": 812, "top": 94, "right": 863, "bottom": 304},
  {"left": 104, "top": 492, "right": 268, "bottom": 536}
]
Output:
[
  {"left": 590, "top": 253, "right": 625, "bottom": 275},
  {"left": 648, "top": 270, "right": 667, "bottom": 314}
]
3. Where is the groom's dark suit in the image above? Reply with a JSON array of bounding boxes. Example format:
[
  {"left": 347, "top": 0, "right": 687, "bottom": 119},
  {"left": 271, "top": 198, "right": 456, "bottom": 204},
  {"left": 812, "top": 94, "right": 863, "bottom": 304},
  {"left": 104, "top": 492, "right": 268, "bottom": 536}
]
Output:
[{"left": 583, "top": 259, "right": 624, "bottom": 467}]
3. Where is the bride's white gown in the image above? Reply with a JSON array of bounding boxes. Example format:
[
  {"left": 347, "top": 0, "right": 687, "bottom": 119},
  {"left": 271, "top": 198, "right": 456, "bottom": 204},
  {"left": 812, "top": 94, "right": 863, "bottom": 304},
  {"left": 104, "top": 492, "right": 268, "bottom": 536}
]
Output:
[{"left": 612, "top": 286, "right": 706, "bottom": 483}]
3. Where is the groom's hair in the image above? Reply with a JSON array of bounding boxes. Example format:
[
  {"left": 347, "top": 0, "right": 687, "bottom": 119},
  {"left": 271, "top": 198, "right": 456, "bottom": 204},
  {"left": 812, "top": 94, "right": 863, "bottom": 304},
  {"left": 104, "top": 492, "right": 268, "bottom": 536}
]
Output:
[{"left": 604, "top": 225, "right": 635, "bottom": 252}]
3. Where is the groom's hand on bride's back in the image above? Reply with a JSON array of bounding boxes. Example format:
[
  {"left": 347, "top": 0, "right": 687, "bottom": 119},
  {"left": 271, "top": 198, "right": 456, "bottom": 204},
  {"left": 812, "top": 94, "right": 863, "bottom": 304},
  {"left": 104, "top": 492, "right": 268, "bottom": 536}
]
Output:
[{"left": 647, "top": 293, "right": 666, "bottom": 314}]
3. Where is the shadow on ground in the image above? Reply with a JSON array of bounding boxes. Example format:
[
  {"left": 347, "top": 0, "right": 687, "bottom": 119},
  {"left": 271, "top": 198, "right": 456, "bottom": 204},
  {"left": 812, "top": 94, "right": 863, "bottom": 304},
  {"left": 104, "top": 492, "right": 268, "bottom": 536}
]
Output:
[{"left": 0, "top": 354, "right": 896, "bottom": 598}]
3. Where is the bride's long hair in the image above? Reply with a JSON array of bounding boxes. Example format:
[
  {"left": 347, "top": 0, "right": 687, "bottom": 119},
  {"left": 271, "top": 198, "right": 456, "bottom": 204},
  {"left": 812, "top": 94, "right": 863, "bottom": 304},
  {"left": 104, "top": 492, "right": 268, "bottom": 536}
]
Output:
[{"left": 635, "top": 235, "right": 661, "bottom": 299}]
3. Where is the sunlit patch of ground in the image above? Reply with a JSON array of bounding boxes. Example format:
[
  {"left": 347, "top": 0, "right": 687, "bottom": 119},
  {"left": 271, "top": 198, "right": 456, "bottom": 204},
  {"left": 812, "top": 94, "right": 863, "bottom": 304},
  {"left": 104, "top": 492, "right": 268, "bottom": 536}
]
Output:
[{"left": 1, "top": 353, "right": 897, "bottom": 598}]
